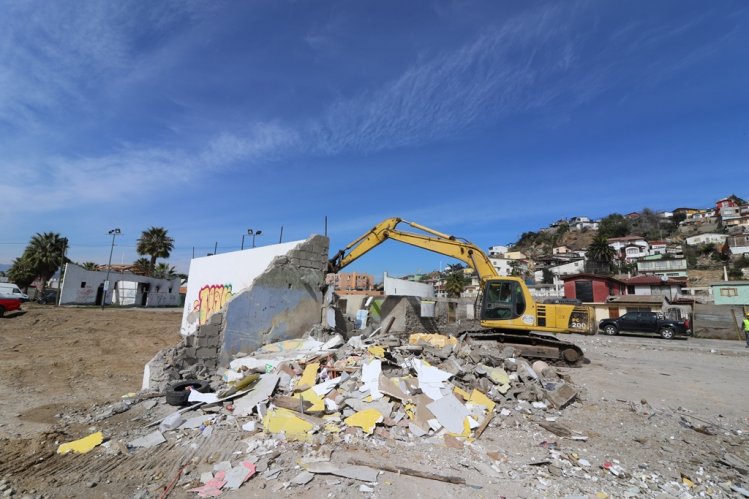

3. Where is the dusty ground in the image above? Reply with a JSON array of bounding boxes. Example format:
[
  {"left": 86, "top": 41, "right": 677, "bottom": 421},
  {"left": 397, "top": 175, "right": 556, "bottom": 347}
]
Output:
[
  {"left": 0, "top": 304, "right": 182, "bottom": 438},
  {"left": 0, "top": 305, "right": 748, "bottom": 498}
]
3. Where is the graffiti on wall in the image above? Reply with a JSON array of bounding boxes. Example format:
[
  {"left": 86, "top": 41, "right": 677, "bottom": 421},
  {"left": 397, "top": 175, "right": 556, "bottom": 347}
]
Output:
[{"left": 192, "top": 284, "right": 233, "bottom": 326}]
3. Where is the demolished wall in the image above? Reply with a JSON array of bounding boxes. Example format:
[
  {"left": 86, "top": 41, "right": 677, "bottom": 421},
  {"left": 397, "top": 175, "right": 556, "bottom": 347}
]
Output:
[
  {"left": 220, "top": 235, "right": 329, "bottom": 363},
  {"left": 143, "top": 235, "right": 329, "bottom": 391}
]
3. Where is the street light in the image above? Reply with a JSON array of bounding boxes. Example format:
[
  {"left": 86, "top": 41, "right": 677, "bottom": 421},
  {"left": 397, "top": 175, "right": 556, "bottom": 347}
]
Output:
[
  {"left": 102, "top": 228, "right": 121, "bottom": 310},
  {"left": 248, "top": 228, "right": 263, "bottom": 248}
]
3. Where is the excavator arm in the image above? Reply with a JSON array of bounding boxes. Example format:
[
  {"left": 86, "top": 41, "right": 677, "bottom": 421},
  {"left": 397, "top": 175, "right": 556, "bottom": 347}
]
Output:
[{"left": 328, "top": 217, "right": 504, "bottom": 285}]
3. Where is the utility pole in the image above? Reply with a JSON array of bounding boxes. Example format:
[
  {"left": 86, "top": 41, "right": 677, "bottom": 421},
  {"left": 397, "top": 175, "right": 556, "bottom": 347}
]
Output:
[
  {"left": 57, "top": 238, "right": 67, "bottom": 306},
  {"left": 279, "top": 226, "right": 284, "bottom": 244},
  {"left": 102, "top": 229, "right": 121, "bottom": 310}
]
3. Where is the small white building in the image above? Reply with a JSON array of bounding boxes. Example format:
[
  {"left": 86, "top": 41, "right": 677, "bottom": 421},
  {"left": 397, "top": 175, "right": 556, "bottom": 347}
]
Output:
[
  {"left": 60, "top": 263, "right": 181, "bottom": 307},
  {"left": 488, "top": 245, "right": 509, "bottom": 257},
  {"left": 383, "top": 272, "right": 435, "bottom": 298}
]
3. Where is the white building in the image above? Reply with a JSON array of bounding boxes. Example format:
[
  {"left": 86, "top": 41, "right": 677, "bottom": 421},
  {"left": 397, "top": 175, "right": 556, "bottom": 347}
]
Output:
[
  {"left": 383, "top": 272, "right": 434, "bottom": 298},
  {"left": 685, "top": 233, "right": 728, "bottom": 246},
  {"left": 60, "top": 263, "right": 181, "bottom": 307}
]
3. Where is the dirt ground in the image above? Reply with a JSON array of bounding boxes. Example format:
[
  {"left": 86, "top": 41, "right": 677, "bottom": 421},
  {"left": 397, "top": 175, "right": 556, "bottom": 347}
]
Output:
[{"left": 0, "top": 305, "right": 748, "bottom": 498}]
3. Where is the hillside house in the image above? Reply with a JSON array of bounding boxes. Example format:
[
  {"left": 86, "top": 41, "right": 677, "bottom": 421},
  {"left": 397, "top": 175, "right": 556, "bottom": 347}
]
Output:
[
  {"left": 710, "top": 281, "right": 749, "bottom": 305},
  {"left": 685, "top": 233, "right": 728, "bottom": 246},
  {"left": 569, "top": 216, "right": 599, "bottom": 231},
  {"left": 623, "top": 275, "right": 685, "bottom": 297},
  {"left": 636, "top": 254, "right": 688, "bottom": 278},
  {"left": 561, "top": 273, "right": 626, "bottom": 303},
  {"left": 727, "top": 234, "right": 749, "bottom": 256},
  {"left": 648, "top": 241, "right": 667, "bottom": 255},
  {"left": 608, "top": 236, "right": 649, "bottom": 262}
]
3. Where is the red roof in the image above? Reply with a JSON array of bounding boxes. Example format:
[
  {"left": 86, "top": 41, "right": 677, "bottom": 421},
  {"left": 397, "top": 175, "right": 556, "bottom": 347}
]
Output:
[
  {"left": 624, "top": 275, "right": 684, "bottom": 286},
  {"left": 559, "top": 273, "right": 627, "bottom": 284}
]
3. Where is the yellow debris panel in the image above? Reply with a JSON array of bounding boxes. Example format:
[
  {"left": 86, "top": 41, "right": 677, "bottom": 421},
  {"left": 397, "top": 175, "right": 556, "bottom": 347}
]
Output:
[
  {"left": 453, "top": 386, "right": 470, "bottom": 401},
  {"left": 344, "top": 408, "right": 383, "bottom": 434},
  {"left": 57, "top": 431, "right": 104, "bottom": 455},
  {"left": 297, "top": 362, "right": 320, "bottom": 391},
  {"left": 293, "top": 388, "right": 325, "bottom": 412},
  {"left": 367, "top": 345, "right": 385, "bottom": 358},
  {"left": 468, "top": 389, "right": 496, "bottom": 413},
  {"left": 408, "top": 333, "right": 457, "bottom": 348},
  {"left": 264, "top": 408, "right": 314, "bottom": 441}
]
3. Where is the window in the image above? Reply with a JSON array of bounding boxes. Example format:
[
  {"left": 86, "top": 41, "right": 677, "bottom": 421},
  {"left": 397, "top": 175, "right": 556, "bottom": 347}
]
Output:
[
  {"left": 80, "top": 282, "right": 86, "bottom": 288},
  {"left": 720, "top": 287, "right": 738, "bottom": 297}
]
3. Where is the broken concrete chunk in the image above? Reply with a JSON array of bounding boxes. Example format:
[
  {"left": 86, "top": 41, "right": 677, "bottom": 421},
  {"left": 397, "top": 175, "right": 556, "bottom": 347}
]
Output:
[
  {"left": 290, "top": 470, "right": 315, "bottom": 486},
  {"left": 128, "top": 430, "right": 166, "bottom": 449},
  {"left": 487, "top": 367, "right": 510, "bottom": 385},
  {"left": 545, "top": 382, "right": 579, "bottom": 409},
  {"left": 303, "top": 462, "right": 380, "bottom": 482}
]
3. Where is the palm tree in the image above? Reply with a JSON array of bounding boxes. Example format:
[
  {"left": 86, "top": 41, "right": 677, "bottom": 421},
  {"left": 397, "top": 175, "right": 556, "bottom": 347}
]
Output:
[
  {"left": 80, "top": 262, "right": 100, "bottom": 271},
  {"left": 132, "top": 258, "right": 152, "bottom": 276},
  {"left": 7, "top": 256, "right": 36, "bottom": 289},
  {"left": 152, "top": 263, "right": 178, "bottom": 279},
  {"left": 444, "top": 271, "right": 467, "bottom": 297},
  {"left": 25, "top": 232, "right": 68, "bottom": 291},
  {"left": 136, "top": 227, "right": 174, "bottom": 273},
  {"left": 586, "top": 235, "right": 615, "bottom": 274}
]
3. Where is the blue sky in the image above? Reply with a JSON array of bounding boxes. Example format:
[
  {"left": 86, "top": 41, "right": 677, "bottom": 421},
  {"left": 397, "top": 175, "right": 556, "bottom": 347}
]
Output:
[{"left": 1, "top": 0, "right": 747, "bottom": 278}]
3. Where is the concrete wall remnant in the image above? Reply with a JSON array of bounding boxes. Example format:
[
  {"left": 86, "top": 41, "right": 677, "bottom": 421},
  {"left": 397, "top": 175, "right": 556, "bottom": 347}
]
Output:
[
  {"left": 220, "top": 235, "right": 329, "bottom": 363},
  {"left": 143, "top": 235, "right": 330, "bottom": 391}
]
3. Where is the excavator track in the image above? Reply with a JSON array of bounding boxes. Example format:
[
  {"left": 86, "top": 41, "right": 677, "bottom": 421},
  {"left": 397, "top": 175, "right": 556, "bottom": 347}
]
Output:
[{"left": 461, "top": 329, "right": 586, "bottom": 366}]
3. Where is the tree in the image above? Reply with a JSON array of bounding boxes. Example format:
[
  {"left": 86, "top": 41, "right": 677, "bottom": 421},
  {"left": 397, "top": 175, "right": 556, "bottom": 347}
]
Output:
[
  {"left": 136, "top": 227, "right": 174, "bottom": 272},
  {"left": 586, "top": 235, "right": 615, "bottom": 273},
  {"left": 509, "top": 260, "right": 528, "bottom": 279},
  {"left": 7, "top": 256, "right": 36, "bottom": 289},
  {"left": 444, "top": 271, "right": 467, "bottom": 297},
  {"left": 542, "top": 268, "right": 555, "bottom": 284},
  {"left": 132, "top": 258, "right": 152, "bottom": 276},
  {"left": 22, "top": 232, "right": 68, "bottom": 291},
  {"left": 598, "top": 214, "right": 631, "bottom": 238},
  {"left": 80, "top": 262, "right": 100, "bottom": 271},
  {"left": 152, "top": 263, "right": 178, "bottom": 280}
]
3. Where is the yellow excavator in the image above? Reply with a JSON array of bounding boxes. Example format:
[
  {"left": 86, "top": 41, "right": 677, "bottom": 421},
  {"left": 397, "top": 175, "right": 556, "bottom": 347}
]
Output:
[{"left": 327, "top": 217, "right": 594, "bottom": 365}]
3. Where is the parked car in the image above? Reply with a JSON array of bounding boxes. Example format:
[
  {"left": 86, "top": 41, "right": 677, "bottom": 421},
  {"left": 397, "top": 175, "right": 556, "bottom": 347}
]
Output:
[
  {"left": 598, "top": 311, "right": 691, "bottom": 339},
  {"left": 0, "top": 297, "right": 22, "bottom": 317},
  {"left": 0, "top": 283, "right": 29, "bottom": 302},
  {"left": 36, "top": 289, "right": 58, "bottom": 305}
]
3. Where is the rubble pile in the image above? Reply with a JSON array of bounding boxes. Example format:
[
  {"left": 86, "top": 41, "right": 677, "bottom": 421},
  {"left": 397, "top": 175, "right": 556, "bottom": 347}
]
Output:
[
  {"left": 215, "top": 330, "right": 579, "bottom": 444},
  {"left": 28, "top": 326, "right": 748, "bottom": 499},
  {"left": 98, "top": 329, "right": 581, "bottom": 496}
]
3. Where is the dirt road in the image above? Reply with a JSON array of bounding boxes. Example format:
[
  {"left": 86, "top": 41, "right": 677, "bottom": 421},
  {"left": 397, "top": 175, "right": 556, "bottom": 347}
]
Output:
[{"left": 0, "top": 306, "right": 747, "bottom": 498}]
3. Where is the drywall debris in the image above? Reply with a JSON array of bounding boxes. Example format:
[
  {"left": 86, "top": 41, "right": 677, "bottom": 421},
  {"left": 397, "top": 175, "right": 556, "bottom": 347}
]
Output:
[{"left": 57, "top": 431, "right": 104, "bottom": 455}]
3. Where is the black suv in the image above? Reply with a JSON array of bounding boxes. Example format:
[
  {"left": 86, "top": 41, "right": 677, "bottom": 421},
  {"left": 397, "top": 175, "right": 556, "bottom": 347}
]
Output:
[{"left": 598, "top": 311, "right": 691, "bottom": 340}]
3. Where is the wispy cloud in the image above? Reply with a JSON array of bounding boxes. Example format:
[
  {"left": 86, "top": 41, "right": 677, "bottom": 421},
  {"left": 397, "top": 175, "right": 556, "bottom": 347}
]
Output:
[{"left": 307, "top": 5, "right": 582, "bottom": 154}]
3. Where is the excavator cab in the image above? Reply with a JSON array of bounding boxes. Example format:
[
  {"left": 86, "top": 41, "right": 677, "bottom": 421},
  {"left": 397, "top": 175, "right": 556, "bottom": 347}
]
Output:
[{"left": 481, "top": 280, "right": 526, "bottom": 320}]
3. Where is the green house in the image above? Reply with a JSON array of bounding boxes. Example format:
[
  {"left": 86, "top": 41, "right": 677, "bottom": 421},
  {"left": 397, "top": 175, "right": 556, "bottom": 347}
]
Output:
[{"left": 710, "top": 281, "right": 749, "bottom": 305}]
